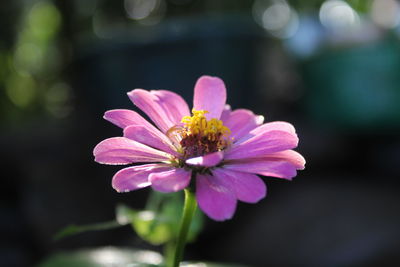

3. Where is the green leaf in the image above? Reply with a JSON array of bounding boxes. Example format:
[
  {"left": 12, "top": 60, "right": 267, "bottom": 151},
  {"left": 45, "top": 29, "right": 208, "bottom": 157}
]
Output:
[
  {"left": 132, "top": 210, "right": 173, "bottom": 245},
  {"left": 54, "top": 220, "right": 122, "bottom": 241},
  {"left": 116, "top": 191, "right": 204, "bottom": 246},
  {"left": 116, "top": 203, "right": 172, "bottom": 245},
  {"left": 115, "top": 203, "right": 137, "bottom": 224}
]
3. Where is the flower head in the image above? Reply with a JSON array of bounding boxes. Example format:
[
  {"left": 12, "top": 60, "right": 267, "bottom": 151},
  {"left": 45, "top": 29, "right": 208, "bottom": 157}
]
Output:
[{"left": 94, "top": 76, "right": 305, "bottom": 221}]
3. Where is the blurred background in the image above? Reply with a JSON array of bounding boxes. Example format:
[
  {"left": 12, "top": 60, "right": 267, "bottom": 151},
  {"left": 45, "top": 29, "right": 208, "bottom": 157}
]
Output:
[{"left": 1, "top": 0, "right": 400, "bottom": 266}]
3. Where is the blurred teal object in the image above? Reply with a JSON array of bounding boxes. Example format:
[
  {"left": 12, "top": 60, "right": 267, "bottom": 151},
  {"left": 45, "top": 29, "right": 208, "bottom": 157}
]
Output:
[{"left": 301, "top": 36, "right": 400, "bottom": 130}]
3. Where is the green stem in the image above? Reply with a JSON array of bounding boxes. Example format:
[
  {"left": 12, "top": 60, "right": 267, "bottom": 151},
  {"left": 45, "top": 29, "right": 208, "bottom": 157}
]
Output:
[
  {"left": 164, "top": 241, "right": 175, "bottom": 267},
  {"left": 171, "top": 188, "right": 197, "bottom": 267}
]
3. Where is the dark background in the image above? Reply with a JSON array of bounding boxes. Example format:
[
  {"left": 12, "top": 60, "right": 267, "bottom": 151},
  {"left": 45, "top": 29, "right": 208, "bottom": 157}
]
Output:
[{"left": 1, "top": 0, "right": 400, "bottom": 266}]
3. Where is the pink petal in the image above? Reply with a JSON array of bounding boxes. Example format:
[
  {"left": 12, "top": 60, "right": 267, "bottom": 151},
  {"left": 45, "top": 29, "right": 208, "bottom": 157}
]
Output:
[
  {"left": 213, "top": 169, "right": 266, "bottom": 203},
  {"left": 128, "top": 89, "right": 184, "bottom": 133},
  {"left": 252, "top": 121, "right": 295, "bottom": 134},
  {"left": 193, "top": 76, "right": 227, "bottom": 120},
  {"left": 264, "top": 150, "right": 306, "bottom": 170},
  {"left": 196, "top": 173, "right": 237, "bottom": 221},
  {"left": 104, "top": 109, "right": 153, "bottom": 129},
  {"left": 225, "top": 130, "right": 298, "bottom": 160},
  {"left": 185, "top": 151, "right": 224, "bottom": 167},
  {"left": 219, "top": 104, "right": 232, "bottom": 122},
  {"left": 149, "top": 168, "right": 191, "bottom": 193},
  {"left": 105, "top": 109, "right": 179, "bottom": 154},
  {"left": 224, "top": 158, "right": 298, "bottom": 180},
  {"left": 112, "top": 164, "right": 171, "bottom": 192},
  {"left": 124, "top": 125, "right": 178, "bottom": 156},
  {"left": 236, "top": 121, "right": 296, "bottom": 145},
  {"left": 151, "top": 90, "right": 190, "bottom": 125},
  {"left": 93, "top": 137, "right": 171, "bottom": 165},
  {"left": 225, "top": 121, "right": 299, "bottom": 160},
  {"left": 223, "top": 109, "right": 264, "bottom": 141}
]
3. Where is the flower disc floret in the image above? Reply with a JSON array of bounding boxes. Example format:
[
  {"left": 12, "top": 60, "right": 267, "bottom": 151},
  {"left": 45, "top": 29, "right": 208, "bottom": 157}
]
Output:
[{"left": 179, "top": 109, "right": 231, "bottom": 159}]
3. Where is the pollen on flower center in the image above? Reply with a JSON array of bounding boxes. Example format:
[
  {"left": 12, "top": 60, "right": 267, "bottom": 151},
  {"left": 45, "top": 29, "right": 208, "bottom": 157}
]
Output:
[{"left": 176, "top": 109, "right": 231, "bottom": 158}]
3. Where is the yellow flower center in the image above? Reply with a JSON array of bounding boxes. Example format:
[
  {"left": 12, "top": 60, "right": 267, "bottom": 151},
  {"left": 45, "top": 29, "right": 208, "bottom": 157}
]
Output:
[
  {"left": 176, "top": 109, "right": 231, "bottom": 158},
  {"left": 181, "top": 109, "right": 230, "bottom": 140}
]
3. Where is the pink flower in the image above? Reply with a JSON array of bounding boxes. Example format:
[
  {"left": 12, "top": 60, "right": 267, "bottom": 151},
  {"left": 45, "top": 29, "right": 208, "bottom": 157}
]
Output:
[{"left": 93, "top": 76, "right": 305, "bottom": 221}]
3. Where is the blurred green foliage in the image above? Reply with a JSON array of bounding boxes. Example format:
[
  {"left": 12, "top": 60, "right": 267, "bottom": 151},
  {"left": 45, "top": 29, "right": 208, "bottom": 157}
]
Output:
[
  {"left": 39, "top": 246, "right": 247, "bottom": 267},
  {"left": 0, "top": 0, "right": 71, "bottom": 124},
  {"left": 39, "top": 247, "right": 162, "bottom": 267}
]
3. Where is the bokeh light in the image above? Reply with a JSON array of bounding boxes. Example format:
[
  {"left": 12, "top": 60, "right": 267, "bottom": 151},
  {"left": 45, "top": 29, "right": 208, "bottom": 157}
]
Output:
[
  {"left": 89, "top": 248, "right": 163, "bottom": 266},
  {"left": 6, "top": 73, "right": 36, "bottom": 108},
  {"left": 253, "top": 0, "right": 299, "bottom": 38},
  {"left": 124, "top": 0, "right": 166, "bottom": 25},
  {"left": 14, "top": 42, "right": 44, "bottom": 75},
  {"left": 3, "top": 0, "right": 68, "bottom": 119},
  {"left": 370, "top": 0, "right": 400, "bottom": 29},
  {"left": 319, "top": 0, "right": 360, "bottom": 31},
  {"left": 124, "top": 0, "right": 159, "bottom": 20},
  {"left": 26, "top": 1, "right": 61, "bottom": 42},
  {"left": 44, "top": 83, "right": 73, "bottom": 118}
]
